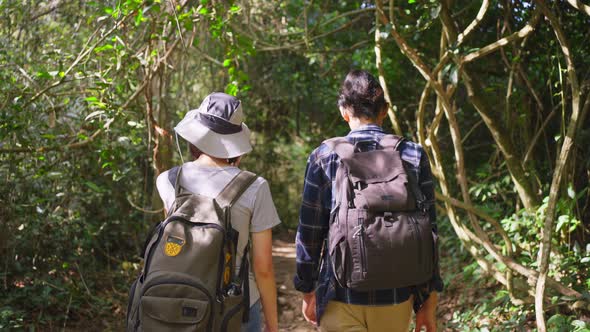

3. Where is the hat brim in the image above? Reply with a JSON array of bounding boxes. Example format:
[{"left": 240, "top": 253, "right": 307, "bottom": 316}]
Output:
[{"left": 174, "top": 113, "right": 252, "bottom": 159}]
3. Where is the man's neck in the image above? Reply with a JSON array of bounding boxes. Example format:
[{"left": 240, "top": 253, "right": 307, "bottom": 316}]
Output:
[
  {"left": 193, "top": 154, "right": 232, "bottom": 167},
  {"left": 348, "top": 117, "right": 381, "bottom": 130}
]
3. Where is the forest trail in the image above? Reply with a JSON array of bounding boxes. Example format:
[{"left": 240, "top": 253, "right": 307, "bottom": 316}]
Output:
[
  {"left": 67, "top": 232, "right": 462, "bottom": 332},
  {"left": 272, "top": 238, "right": 315, "bottom": 332}
]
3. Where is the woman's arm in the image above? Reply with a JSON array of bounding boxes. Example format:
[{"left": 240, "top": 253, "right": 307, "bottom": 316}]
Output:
[{"left": 251, "top": 229, "right": 278, "bottom": 332}]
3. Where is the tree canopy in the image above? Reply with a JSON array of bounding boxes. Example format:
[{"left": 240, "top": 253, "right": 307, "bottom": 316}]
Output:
[{"left": 1, "top": 0, "right": 589, "bottom": 330}]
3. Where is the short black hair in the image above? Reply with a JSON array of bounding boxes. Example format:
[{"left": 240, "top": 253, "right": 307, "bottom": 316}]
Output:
[{"left": 337, "top": 70, "right": 386, "bottom": 120}]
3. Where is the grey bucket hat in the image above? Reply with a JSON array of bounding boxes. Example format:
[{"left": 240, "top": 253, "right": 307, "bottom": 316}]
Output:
[{"left": 174, "top": 92, "right": 252, "bottom": 159}]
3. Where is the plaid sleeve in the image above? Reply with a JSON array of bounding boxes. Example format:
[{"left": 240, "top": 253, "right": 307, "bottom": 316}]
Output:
[
  {"left": 293, "top": 148, "right": 331, "bottom": 293},
  {"left": 413, "top": 147, "right": 444, "bottom": 312}
]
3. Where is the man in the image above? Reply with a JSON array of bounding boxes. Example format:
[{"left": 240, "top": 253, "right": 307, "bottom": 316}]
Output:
[{"left": 294, "top": 70, "right": 443, "bottom": 331}]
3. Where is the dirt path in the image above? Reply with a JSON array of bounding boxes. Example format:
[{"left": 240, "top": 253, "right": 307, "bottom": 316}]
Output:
[{"left": 272, "top": 238, "right": 316, "bottom": 332}]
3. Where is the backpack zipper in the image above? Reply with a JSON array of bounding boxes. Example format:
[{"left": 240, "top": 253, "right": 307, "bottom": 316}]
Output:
[
  {"left": 410, "top": 215, "right": 422, "bottom": 265},
  {"left": 354, "top": 217, "right": 367, "bottom": 275}
]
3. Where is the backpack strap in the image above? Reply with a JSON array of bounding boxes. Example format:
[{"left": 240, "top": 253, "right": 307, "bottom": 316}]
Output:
[
  {"left": 215, "top": 171, "right": 257, "bottom": 322},
  {"left": 324, "top": 137, "right": 355, "bottom": 160},
  {"left": 378, "top": 134, "right": 405, "bottom": 151},
  {"left": 215, "top": 170, "right": 258, "bottom": 209},
  {"left": 404, "top": 161, "right": 427, "bottom": 212},
  {"left": 167, "top": 166, "right": 183, "bottom": 197},
  {"left": 239, "top": 245, "right": 251, "bottom": 323},
  {"left": 380, "top": 135, "right": 428, "bottom": 211}
]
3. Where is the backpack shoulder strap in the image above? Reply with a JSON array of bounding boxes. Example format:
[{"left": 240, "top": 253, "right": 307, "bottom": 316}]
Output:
[
  {"left": 324, "top": 137, "right": 355, "bottom": 160},
  {"left": 378, "top": 135, "right": 405, "bottom": 151},
  {"left": 215, "top": 170, "right": 258, "bottom": 208},
  {"left": 167, "top": 166, "right": 182, "bottom": 197}
]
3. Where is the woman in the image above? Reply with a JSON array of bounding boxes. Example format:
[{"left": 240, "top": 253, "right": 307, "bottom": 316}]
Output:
[{"left": 156, "top": 92, "right": 280, "bottom": 332}]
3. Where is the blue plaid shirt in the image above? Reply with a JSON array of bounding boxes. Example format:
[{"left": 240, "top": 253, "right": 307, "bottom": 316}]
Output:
[{"left": 294, "top": 124, "right": 443, "bottom": 324}]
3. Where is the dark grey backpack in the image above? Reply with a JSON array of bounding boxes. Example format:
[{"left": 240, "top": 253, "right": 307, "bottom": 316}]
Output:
[
  {"left": 126, "top": 166, "right": 257, "bottom": 332},
  {"left": 325, "top": 135, "right": 436, "bottom": 291}
]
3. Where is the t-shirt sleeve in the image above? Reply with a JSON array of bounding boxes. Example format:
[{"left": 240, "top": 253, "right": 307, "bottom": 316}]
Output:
[
  {"left": 156, "top": 171, "right": 175, "bottom": 212},
  {"left": 250, "top": 179, "right": 281, "bottom": 233}
]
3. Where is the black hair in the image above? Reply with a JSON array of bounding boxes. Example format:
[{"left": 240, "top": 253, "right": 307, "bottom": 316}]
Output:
[{"left": 337, "top": 69, "right": 386, "bottom": 120}]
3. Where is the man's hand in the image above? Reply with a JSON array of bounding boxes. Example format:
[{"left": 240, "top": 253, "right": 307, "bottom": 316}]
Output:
[
  {"left": 301, "top": 292, "right": 317, "bottom": 326},
  {"left": 415, "top": 291, "right": 437, "bottom": 332}
]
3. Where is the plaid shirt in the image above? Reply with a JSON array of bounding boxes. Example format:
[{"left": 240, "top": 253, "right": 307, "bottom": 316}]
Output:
[{"left": 294, "top": 124, "right": 443, "bottom": 324}]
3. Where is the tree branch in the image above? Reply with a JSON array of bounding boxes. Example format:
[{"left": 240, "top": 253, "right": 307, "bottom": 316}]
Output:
[
  {"left": 565, "top": 0, "right": 590, "bottom": 16},
  {"left": 439, "top": 1, "right": 540, "bottom": 209},
  {"left": 533, "top": 0, "right": 583, "bottom": 330},
  {"left": 0, "top": 40, "right": 181, "bottom": 155},
  {"left": 375, "top": 14, "right": 402, "bottom": 135},
  {"left": 457, "top": 0, "right": 490, "bottom": 46},
  {"left": 26, "top": 12, "right": 135, "bottom": 106},
  {"left": 462, "top": 10, "right": 541, "bottom": 63}
]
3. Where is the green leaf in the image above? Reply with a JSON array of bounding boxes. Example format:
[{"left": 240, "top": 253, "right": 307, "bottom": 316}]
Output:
[
  {"left": 84, "top": 181, "right": 104, "bottom": 193},
  {"left": 95, "top": 44, "right": 114, "bottom": 53},
  {"left": 135, "top": 9, "right": 144, "bottom": 26},
  {"left": 36, "top": 71, "right": 52, "bottom": 79},
  {"left": 225, "top": 83, "right": 238, "bottom": 96},
  {"left": 223, "top": 59, "right": 232, "bottom": 67}
]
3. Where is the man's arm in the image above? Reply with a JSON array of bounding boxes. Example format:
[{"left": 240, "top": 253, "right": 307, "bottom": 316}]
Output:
[
  {"left": 293, "top": 149, "right": 331, "bottom": 324},
  {"left": 414, "top": 147, "right": 442, "bottom": 331},
  {"left": 293, "top": 150, "right": 331, "bottom": 292},
  {"left": 418, "top": 148, "right": 443, "bottom": 292}
]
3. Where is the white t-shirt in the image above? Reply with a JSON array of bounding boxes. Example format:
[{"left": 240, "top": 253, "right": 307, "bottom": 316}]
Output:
[{"left": 156, "top": 162, "right": 281, "bottom": 306}]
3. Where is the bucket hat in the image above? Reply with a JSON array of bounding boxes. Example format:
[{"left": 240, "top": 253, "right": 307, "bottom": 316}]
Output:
[{"left": 174, "top": 92, "right": 252, "bottom": 159}]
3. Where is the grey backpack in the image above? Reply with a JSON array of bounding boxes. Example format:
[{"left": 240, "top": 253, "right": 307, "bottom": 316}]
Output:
[
  {"left": 325, "top": 135, "right": 436, "bottom": 291},
  {"left": 127, "top": 166, "right": 257, "bottom": 332}
]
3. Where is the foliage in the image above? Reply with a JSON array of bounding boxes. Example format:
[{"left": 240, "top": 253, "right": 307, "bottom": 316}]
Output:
[{"left": 1, "top": 0, "right": 589, "bottom": 329}]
